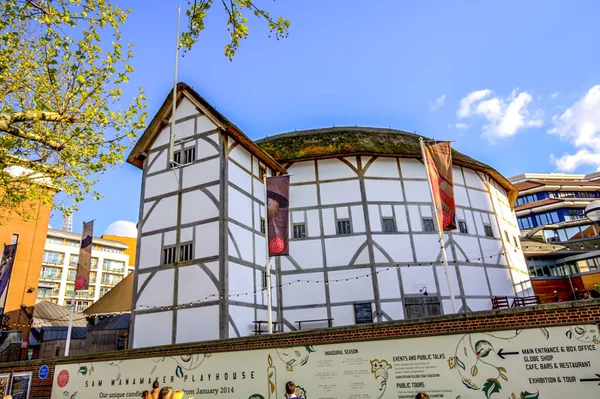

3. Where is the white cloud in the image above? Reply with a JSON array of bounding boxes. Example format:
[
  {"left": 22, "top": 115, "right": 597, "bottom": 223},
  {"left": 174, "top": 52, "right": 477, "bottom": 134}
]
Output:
[
  {"left": 457, "top": 88, "right": 543, "bottom": 141},
  {"left": 455, "top": 123, "right": 469, "bottom": 129},
  {"left": 104, "top": 220, "right": 137, "bottom": 238},
  {"left": 549, "top": 85, "right": 600, "bottom": 172},
  {"left": 429, "top": 95, "right": 446, "bottom": 111},
  {"left": 550, "top": 91, "right": 560, "bottom": 99}
]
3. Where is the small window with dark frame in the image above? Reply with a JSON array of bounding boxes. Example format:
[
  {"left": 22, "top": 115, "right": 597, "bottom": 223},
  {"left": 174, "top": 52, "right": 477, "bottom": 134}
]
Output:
[
  {"left": 260, "top": 218, "right": 266, "bottom": 234},
  {"left": 10, "top": 233, "right": 19, "bottom": 244},
  {"left": 337, "top": 219, "right": 352, "bottom": 235},
  {"left": 484, "top": 224, "right": 494, "bottom": 238},
  {"left": 258, "top": 165, "right": 267, "bottom": 180},
  {"left": 458, "top": 220, "right": 468, "bottom": 234},
  {"left": 382, "top": 218, "right": 396, "bottom": 233},
  {"left": 422, "top": 218, "right": 435, "bottom": 232},
  {"left": 513, "top": 236, "right": 520, "bottom": 249},
  {"left": 172, "top": 150, "right": 182, "bottom": 166},
  {"left": 504, "top": 231, "right": 510, "bottom": 242},
  {"left": 293, "top": 223, "right": 307, "bottom": 239},
  {"left": 162, "top": 242, "right": 193, "bottom": 264},
  {"left": 184, "top": 147, "right": 196, "bottom": 164},
  {"left": 262, "top": 271, "right": 267, "bottom": 290}
]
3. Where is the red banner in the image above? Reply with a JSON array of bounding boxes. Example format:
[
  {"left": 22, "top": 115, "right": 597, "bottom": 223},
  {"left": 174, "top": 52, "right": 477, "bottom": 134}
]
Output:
[
  {"left": 75, "top": 221, "right": 94, "bottom": 290},
  {"left": 423, "top": 141, "right": 457, "bottom": 231},
  {"left": 266, "top": 176, "right": 290, "bottom": 256}
]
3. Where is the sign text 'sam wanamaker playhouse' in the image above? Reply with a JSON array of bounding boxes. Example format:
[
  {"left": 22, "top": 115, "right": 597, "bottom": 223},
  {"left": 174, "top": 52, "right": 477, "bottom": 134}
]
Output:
[{"left": 126, "top": 83, "right": 532, "bottom": 348}]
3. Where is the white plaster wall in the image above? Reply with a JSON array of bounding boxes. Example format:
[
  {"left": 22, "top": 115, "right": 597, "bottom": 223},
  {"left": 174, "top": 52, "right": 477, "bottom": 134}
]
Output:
[
  {"left": 133, "top": 311, "right": 173, "bottom": 348},
  {"left": 401, "top": 266, "right": 436, "bottom": 295},
  {"left": 325, "top": 236, "right": 367, "bottom": 267},
  {"left": 463, "top": 169, "right": 486, "bottom": 190},
  {"left": 172, "top": 97, "right": 197, "bottom": 121},
  {"left": 178, "top": 263, "right": 220, "bottom": 304},
  {"left": 229, "top": 145, "right": 252, "bottom": 171},
  {"left": 364, "top": 157, "right": 400, "bottom": 178},
  {"left": 322, "top": 209, "right": 336, "bottom": 235},
  {"left": 228, "top": 187, "right": 253, "bottom": 226},
  {"left": 195, "top": 222, "right": 219, "bottom": 259},
  {"left": 229, "top": 162, "right": 252, "bottom": 193},
  {"left": 331, "top": 305, "right": 360, "bottom": 327},
  {"left": 399, "top": 159, "right": 426, "bottom": 179},
  {"left": 229, "top": 305, "right": 256, "bottom": 337},
  {"left": 413, "top": 235, "right": 441, "bottom": 262},
  {"left": 381, "top": 302, "right": 404, "bottom": 320},
  {"left": 328, "top": 271, "right": 374, "bottom": 302},
  {"left": 404, "top": 181, "right": 431, "bottom": 202},
  {"left": 228, "top": 223, "right": 253, "bottom": 262},
  {"left": 435, "top": 266, "right": 461, "bottom": 297},
  {"left": 365, "top": 180, "right": 404, "bottom": 202},
  {"left": 138, "top": 234, "right": 161, "bottom": 269},
  {"left": 373, "top": 235, "right": 413, "bottom": 262},
  {"left": 376, "top": 267, "right": 401, "bottom": 299},
  {"left": 351, "top": 206, "right": 365, "bottom": 233},
  {"left": 281, "top": 273, "right": 326, "bottom": 307},
  {"left": 317, "top": 158, "right": 357, "bottom": 180},
  {"left": 289, "top": 240, "right": 324, "bottom": 269},
  {"left": 142, "top": 196, "right": 178, "bottom": 232},
  {"left": 290, "top": 185, "right": 318, "bottom": 208},
  {"left": 182, "top": 158, "right": 220, "bottom": 189},
  {"left": 394, "top": 205, "right": 409, "bottom": 232},
  {"left": 320, "top": 180, "right": 361, "bottom": 205},
  {"left": 147, "top": 150, "right": 168, "bottom": 175},
  {"left": 487, "top": 267, "right": 515, "bottom": 296},
  {"left": 282, "top": 308, "right": 328, "bottom": 330},
  {"left": 228, "top": 262, "right": 255, "bottom": 296},
  {"left": 176, "top": 306, "right": 219, "bottom": 343},
  {"left": 137, "top": 269, "right": 174, "bottom": 308},
  {"left": 145, "top": 172, "right": 179, "bottom": 199},
  {"left": 197, "top": 134, "right": 219, "bottom": 160},
  {"left": 288, "top": 161, "right": 316, "bottom": 183},
  {"left": 459, "top": 266, "right": 491, "bottom": 296},
  {"left": 181, "top": 189, "right": 219, "bottom": 225}
]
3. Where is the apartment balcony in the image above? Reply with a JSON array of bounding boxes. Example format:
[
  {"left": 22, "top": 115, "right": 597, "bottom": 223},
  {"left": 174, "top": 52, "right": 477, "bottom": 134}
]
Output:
[{"left": 39, "top": 274, "right": 62, "bottom": 281}]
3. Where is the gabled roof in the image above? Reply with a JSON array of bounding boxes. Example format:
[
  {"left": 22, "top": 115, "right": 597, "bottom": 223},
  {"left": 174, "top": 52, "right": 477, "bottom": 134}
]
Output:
[
  {"left": 84, "top": 272, "right": 133, "bottom": 315},
  {"left": 30, "top": 301, "right": 88, "bottom": 342},
  {"left": 127, "top": 82, "right": 285, "bottom": 174}
]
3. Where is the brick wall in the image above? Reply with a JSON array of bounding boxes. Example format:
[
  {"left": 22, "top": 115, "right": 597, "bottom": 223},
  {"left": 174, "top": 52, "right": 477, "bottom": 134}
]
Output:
[{"left": 2, "top": 299, "right": 599, "bottom": 399}]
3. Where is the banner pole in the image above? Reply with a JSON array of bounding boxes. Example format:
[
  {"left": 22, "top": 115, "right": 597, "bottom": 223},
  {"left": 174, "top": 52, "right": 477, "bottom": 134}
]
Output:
[
  {"left": 64, "top": 288, "right": 77, "bottom": 356},
  {"left": 264, "top": 175, "right": 273, "bottom": 334},
  {"left": 419, "top": 138, "right": 458, "bottom": 314},
  {"left": 169, "top": 5, "right": 181, "bottom": 166}
]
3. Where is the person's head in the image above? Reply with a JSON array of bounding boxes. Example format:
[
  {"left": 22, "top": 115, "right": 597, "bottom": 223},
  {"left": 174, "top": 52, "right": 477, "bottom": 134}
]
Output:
[
  {"left": 583, "top": 291, "right": 591, "bottom": 299},
  {"left": 158, "top": 387, "right": 173, "bottom": 399},
  {"left": 141, "top": 391, "right": 151, "bottom": 399},
  {"left": 152, "top": 380, "right": 160, "bottom": 390},
  {"left": 171, "top": 391, "right": 184, "bottom": 399},
  {"left": 285, "top": 381, "right": 296, "bottom": 395},
  {"left": 4, "top": 395, "right": 13, "bottom": 399},
  {"left": 415, "top": 393, "right": 430, "bottom": 399}
]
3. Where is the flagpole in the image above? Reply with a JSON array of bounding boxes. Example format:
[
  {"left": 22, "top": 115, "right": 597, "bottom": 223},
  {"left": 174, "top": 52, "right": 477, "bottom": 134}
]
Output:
[
  {"left": 64, "top": 288, "right": 77, "bottom": 356},
  {"left": 169, "top": 5, "right": 181, "bottom": 166},
  {"left": 263, "top": 175, "right": 273, "bottom": 334},
  {"left": 419, "top": 138, "right": 458, "bottom": 314}
]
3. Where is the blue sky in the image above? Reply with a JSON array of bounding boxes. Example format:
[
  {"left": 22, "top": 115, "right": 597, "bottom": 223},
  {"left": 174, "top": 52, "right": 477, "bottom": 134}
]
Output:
[{"left": 51, "top": 0, "right": 600, "bottom": 235}]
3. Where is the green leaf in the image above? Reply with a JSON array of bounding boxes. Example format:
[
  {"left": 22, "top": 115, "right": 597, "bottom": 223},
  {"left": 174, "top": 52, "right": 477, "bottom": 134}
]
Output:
[
  {"left": 520, "top": 392, "right": 539, "bottom": 399},
  {"left": 475, "top": 340, "right": 494, "bottom": 358},
  {"left": 482, "top": 378, "right": 501, "bottom": 399},
  {"left": 456, "top": 357, "right": 466, "bottom": 370}
]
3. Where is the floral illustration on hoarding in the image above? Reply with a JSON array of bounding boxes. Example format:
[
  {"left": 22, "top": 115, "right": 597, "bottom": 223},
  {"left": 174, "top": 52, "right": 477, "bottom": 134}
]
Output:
[
  {"left": 370, "top": 359, "right": 391, "bottom": 399},
  {"left": 447, "top": 329, "right": 541, "bottom": 398},
  {"left": 565, "top": 324, "right": 599, "bottom": 344},
  {"left": 276, "top": 346, "right": 316, "bottom": 371},
  {"left": 284, "top": 385, "right": 306, "bottom": 398}
]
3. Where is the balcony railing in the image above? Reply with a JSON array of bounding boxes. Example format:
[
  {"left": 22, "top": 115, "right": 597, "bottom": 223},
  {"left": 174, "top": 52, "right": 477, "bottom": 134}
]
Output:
[{"left": 39, "top": 273, "right": 62, "bottom": 281}]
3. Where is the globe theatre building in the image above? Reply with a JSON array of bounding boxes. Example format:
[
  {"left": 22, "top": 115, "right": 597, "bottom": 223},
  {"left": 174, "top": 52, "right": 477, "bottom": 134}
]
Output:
[{"left": 126, "top": 83, "right": 532, "bottom": 348}]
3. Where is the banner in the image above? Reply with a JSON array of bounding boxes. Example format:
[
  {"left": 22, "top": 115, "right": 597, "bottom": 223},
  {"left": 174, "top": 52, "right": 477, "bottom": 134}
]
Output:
[
  {"left": 423, "top": 141, "right": 457, "bottom": 231},
  {"left": 75, "top": 221, "right": 94, "bottom": 290},
  {"left": 0, "top": 244, "right": 17, "bottom": 310},
  {"left": 266, "top": 176, "right": 290, "bottom": 256},
  {"left": 52, "top": 324, "right": 600, "bottom": 398}
]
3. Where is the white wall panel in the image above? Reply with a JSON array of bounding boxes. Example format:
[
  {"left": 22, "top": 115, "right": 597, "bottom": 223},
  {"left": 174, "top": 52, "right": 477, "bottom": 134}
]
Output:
[
  {"left": 306, "top": 210, "right": 321, "bottom": 237},
  {"left": 138, "top": 234, "right": 161, "bottom": 269},
  {"left": 145, "top": 172, "right": 179, "bottom": 198},
  {"left": 289, "top": 240, "right": 323, "bottom": 269},
  {"left": 322, "top": 208, "right": 335, "bottom": 235},
  {"left": 364, "top": 157, "right": 399, "bottom": 178},
  {"left": 152, "top": 126, "right": 169, "bottom": 148},
  {"left": 400, "top": 159, "right": 426, "bottom": 179},
  {"left": 147, "top": 150, "right": 167, "bottom": 174},
  {"left": 420, "top": 205, "right": 432, "bottom": 217},
  {"left": 195, "top": 222, "right": 219, "bottom": 258},
  {"left": 401, "top": 266, "right": 436, "bottom": 294},
  {"left": 229, "top": 223, "right": 253, "bottom": 262},
  {"left": 173, "top": 119, "right": 194, "bottom": 142},
  {"left": 403, "top": 180, "right": 431, "bottom": 202},
  {"left": 196, "top": 115, "right": 217, "bottom": 134},
  {"left": 469, "top": 189, "right": 493, "bottom": 212},
  {"left": 176, "top": 306, "right": 219, "bottom": 343},
  {"left": 320, "top": 180, "right": 361, "bottom": 205},
  {"left": 197, "top": 134, "right": 219, "bottom": 160},
  {"left": 282, "top": 308, "right": 328, "bottom": 331},
  {"left": 325, "top": 236, "right": 366, "bottom": 267},
  {"left": 368, "top": 205, "right": 382, "bottom": 232},
  {"left": 229, "top": 262, "right": 255, "bottom": 297},
  {"left": 463, "top": 169, "right": 486, "bottom": 190},
  {"left": 365, "top": 180, "right": 404, "bottom": 202},
  {"left": 376, "top": 267, "right": 400, "bottom": 299},
  {"left": 351, "top": 206, "right": 365, "bottom": 233},
  {"left": 435, "top": 266, "right": 461, "bottom": 297},
  {"left": 394, "top": 205, "right": 409, "bottom": 232},
  {"left": 373, "top": 235, "right": 413, "bottom": 263},
  {"left": 229, "top": 305, "right": 256, "bottom": 337},
  {"left": 454, "top": 186, "right": 470, "bottom": 207},
  {"left": 181, "top": 189, "right": 219, "bottom": 225},
  {"left": 288, "top": 161, "right": 316, "bottom": 183},
  {"left": 459, "top": 266, "right": 490, "bottom": 295},
  {"left": 133, "top": 311, "right": 172, "bottom": 348},
  {"left": 143, "top": 196, "right": 178, "bottom": 232},
  {"left": 290, "top": 184, "right": 318, "bottom": 208},
  {"left": 466, "top": 298, "right": 492, "bottom": 312},
  {"left": 281, "top": 272, "right": 326, "bottom": 307},
  {"left": 413, "top": 235, "right": 440, "bottom": 262},
  {"left": 229, "top": 162, "right": 252, "bottom": 193},
  {"left": 381, "top": 302, "right": 404, "bottom": 320},
  {"left": 172, "top": 97, "right": 197, "bottom": 121},
  {"left": 228, "top": 187, "right": 253, "bottom": 226},
  {"left": 182, "top": 158, "right": 220, "bottom": 189},
  {"left": 487, "top": 267, "right": 515, "bottom": 296},
  {"left": 453, "top": 167, "right": 465, "bottom": 185},
  {"left": 407, "top": 205, "right": 422, "bottom": 232},
  {"left": 229, "top": 145, "right": 252, "bottom": 171},
  {"left": 328, "top": 270, "right": 374, "bottom": 303},
  {"left": 137, "top": 269, "right": 174, "bottom": 307},
  {"left": 317, "top": 158, "right": 357, "bottom": 180},
  {"left": 330, "top": 305, "right": 358, "bottom": 327}
]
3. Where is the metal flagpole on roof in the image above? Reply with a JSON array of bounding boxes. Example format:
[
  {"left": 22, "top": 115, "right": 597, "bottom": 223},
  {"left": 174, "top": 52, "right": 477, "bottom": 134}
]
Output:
[
  {"left": 419, "top": 138, "right": 458, "bottom": 314},
  {"left": 264, "top": 175, "right": 273, "bottom": 334}
]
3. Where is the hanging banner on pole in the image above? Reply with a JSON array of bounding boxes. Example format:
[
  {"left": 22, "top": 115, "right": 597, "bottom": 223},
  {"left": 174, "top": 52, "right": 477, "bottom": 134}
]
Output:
[
  {"left": 75, "top": 221, "right": 94, "bottom": 290},
  {"left": 423, "top": 141, "right": 457, "bottom": 231},
  {"left": 266, "top": 176, "right": 290, "bottom": 256},
  {"left": 0, "top": 244, "right": 17, "bottom": 310}
]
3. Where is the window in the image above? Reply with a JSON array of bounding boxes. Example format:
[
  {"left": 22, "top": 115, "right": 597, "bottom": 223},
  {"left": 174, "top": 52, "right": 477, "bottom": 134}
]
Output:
[
  {"left": 89, "top": 271, "right": 97, "bottom": 284},
  {"left": 258, "top": 166, "right": 267, "bottom": 180},
  {"left": 100, "top": 286, "right": 111, "bottom": 296},
  {"left": 67, "top": 270, "right": 76, "bottom": 281},
  {"left": 69, "top": 254, "right": 79, "bottom": 266},
  {"left": 262, "top": 271, "right": 268, "bottom": 290},
  {"left": 504, "top": 231, "right": 510, "bottom": 242},
  {"left": 484, "top": 224, "right": 493, "bottom": 237},
  {"left": 102, "top": 259, "right": 125, "bottom": 273},
  {"left": 40, "top": 266, "right": 61, "bottom": 280},
  {"left": 47, "top": 237, "right": 64, "bottom": 244},
  {"left": 42, "top": 251, "right": 64, "bottom": 264},
  {"left": 293, "top": 223, "right": 307, "bottom": 239},
  {"left": 37, "top": 287, "right": 53, "bottom": 299},
  {"left": 513, "top": 236, "right": 520, "bottom": 249},
  {"left": 172, "top": 150, "right": 182, "bottom": 166},
  {"left": 404, "top": 296, "right": 441, "bottom": 319},
  {"left": 382, "top": 218, "right": 396, "bottom": 233},
  {"left": 184, "top": 147, "right": 196, "bottom": 164},
  {"left": 10, "top": 234, "right": 19, "bottom": 244},
  {"left": 101, "top": 273, "right": 123, "bottom": 286},
  {"left": 458, "top": 220, "right": 468, "bottom": 234},
  {"left": 162, "top": 242, "right": 194, "bottom": 264},
  {"left": 337, "top": 219, "right": 352, "bottom": 235},
  {"left": 260, "top": 218, "right": 266, "bottom": 234},
  {"left": 422, "top": 218, "right": 435, "bottom": 233}
]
